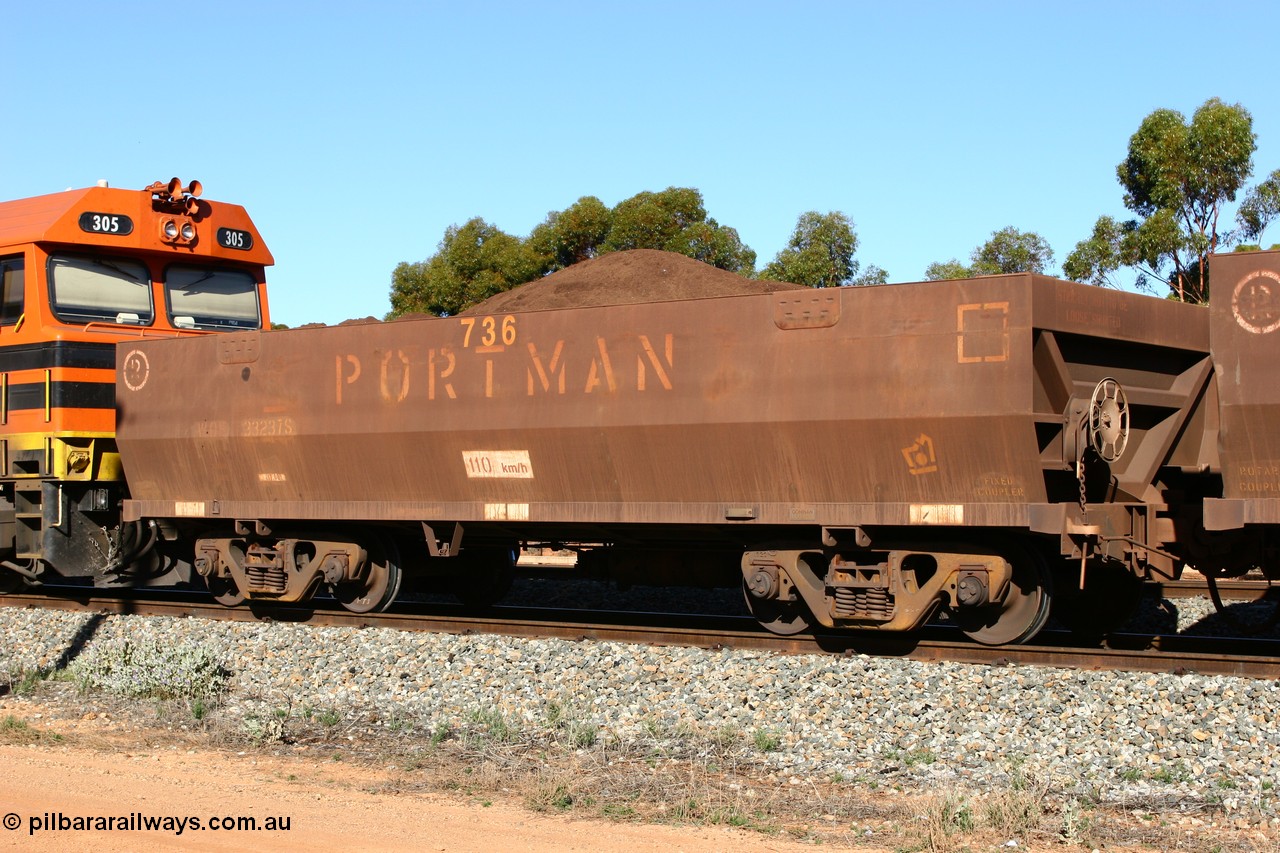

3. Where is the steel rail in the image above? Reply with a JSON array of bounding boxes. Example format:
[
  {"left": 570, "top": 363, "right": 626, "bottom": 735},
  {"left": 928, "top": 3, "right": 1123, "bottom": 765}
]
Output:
[
  {"left": 1157, "top": 578, "right": 1275, "bottom": 601},
  {"left": 2, "top": 589, "right": 1277, "bottom": 680}
]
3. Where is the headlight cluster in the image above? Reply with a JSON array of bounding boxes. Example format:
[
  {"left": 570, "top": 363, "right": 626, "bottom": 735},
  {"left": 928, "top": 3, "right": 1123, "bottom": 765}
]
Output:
[{"left": 160, "top": 218, "right": 197, "bottom": 245}]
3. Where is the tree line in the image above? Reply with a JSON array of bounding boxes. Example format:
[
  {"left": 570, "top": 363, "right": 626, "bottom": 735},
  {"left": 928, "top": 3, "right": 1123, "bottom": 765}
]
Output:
[
  {"left": 390, "top": 97, "right": 1278, "bottom": 318},
  {"left": 387, "top": 191, "right": 888, "bottom": 318}
]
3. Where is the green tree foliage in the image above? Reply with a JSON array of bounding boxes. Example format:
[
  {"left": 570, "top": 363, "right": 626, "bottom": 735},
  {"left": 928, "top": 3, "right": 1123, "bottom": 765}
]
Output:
[
  {"left": 390, "top": 188, "right": 757, "bottom": 317},
  {"left": 602, "top": 187, "right": 706, "bottom": 252},
  {"left": 598, "top": 188, "right": 755, "bottom": 274},
  {"left": 665, "top": 218, "right": 757, "bottom": 272},
  {"left": 923, "top": 259, "right": 971, "bottom": 280},
  {"left": 526, "top": 187, "right": 755, "bottom": 276},
  {"left": 1238, "top": 169, "right": 1280, "bottom": 245},
  {"left": 1061, "top": 216, "right": 1128, "bottom": 287},
  {"left": 389, "top": 218, "right": 541, "bottom": 317},
  {"left": 972, "top": 227, "right": 1055, "bottom": 274},
  {"left": 925, "top": 227, "right": 1054, "bottom": 280},
  {"left": 527, "top": 196, "right": 613, "bottom": 270},
  {"left": 759, "top": 211, "right": 887, "bottom": 288},
  {"left": 1064, "top": 98, "right": 1260, "bottom": 302}
]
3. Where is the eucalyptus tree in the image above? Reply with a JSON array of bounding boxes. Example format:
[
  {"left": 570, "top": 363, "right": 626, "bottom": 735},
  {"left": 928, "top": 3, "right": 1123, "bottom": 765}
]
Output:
[
  {"left": 1064, "top": 98, "right": 1260, "bottom": 302},
  {"left": 390, "top": 187, "right": 757, "bottom": 317},
  {"left": 389, "top": 218, "right": 540, "bottom": 317},
  {"left": 925, "top": 227, "right": 1054, "bottom": 280},
  {"left": 760, "top": 211, "right": 886, "bottom": 288}
]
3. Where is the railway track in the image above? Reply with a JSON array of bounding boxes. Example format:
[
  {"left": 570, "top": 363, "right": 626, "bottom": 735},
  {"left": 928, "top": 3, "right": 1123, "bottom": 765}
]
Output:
[
  {"left": 3, "top": 584, "right": 1278, "bottom": 680},
  {"left": 1159, "top": 577, "right": 1277, "bottom": 600}
]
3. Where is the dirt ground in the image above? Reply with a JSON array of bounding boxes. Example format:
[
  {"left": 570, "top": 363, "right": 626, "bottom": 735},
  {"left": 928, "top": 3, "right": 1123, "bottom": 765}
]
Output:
[
  {"left": 0, "top": 690, "right": 1272, "bottom": 853},
  {"left": 0, "top": 744, "right": 840, "bottom": 853},
  {"left": 0, "top": 703, "right": 862, "bottom": 853}
]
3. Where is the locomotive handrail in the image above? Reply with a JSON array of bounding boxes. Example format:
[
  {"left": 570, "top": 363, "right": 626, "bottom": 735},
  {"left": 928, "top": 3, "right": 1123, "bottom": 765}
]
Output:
[{"left": 78, "top": 321, "right": 210, "bottom": 338}]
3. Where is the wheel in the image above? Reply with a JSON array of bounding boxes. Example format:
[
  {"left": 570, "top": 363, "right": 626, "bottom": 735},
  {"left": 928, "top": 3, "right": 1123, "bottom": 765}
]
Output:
[
  {"left": 1051, "top": 560, "right": 1143, "bottom": 637},
  {"left": 207, "top": 575, "right": 245, "bottom": 606},
  {"left": 742, "top": 578, "right": 813, "bottom": 635},
  {"left": 955, "top": 544, "right": 1052, "bottom": 645},
  {"left": 335, "top": 535, "right": 402, "bottom": 614},
  {"left": 453, "top": 546, "right": 515, "bottom": 608}
]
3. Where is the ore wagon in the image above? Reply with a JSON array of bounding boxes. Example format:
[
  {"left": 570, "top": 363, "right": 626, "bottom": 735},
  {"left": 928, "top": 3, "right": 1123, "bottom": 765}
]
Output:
[
  {"left": 117, "top": 269, "right": 1212, "bottom": 644},
  {"left": 1198, "top": 249, "right": 1280, "bottom": 584}
]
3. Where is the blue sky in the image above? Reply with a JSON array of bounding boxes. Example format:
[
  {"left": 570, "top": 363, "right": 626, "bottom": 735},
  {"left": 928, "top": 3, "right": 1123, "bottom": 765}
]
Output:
[{"left": 6, "top": 2, "right": 1279, "bottom": 326}]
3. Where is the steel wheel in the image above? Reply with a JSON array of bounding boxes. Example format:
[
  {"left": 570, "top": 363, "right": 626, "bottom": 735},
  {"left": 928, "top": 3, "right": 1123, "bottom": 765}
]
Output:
[
  {"left": 956, "top": 544, "right": 1052, "bottom": 645},
  {"left": 742, "top": 578, "right": 812, "bottom": 635},
  {"left": 335, "top": 535, "right": 402, "bottom": 614}
]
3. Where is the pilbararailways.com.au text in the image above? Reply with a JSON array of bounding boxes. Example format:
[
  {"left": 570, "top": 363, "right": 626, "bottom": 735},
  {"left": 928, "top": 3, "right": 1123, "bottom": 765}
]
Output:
[{"left": 8, "top": 811, "right": 291, "bottom": 835}]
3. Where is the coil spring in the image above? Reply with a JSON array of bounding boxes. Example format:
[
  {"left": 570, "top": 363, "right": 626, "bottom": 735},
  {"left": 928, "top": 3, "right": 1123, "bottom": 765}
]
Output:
[
  {"left": 245, "top": 564, "right": 288, "bottom": 593},
  {"left": 831, "top": 587, "right": 894, "bottom": 621},
  {"left": 244, "top": 545, "right": 288, "bottom": 593}
]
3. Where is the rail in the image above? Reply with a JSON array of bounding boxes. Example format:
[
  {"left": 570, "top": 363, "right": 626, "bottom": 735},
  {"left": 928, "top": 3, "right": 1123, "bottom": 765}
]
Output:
[{"left": 2, "top": 587, "right": 1277, "bottom": 680}]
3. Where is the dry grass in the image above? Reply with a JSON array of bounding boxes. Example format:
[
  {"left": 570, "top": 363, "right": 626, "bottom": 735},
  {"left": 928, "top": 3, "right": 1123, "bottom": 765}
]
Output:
[
  {"left": 0, "top": 714, "right": 64, "bottom": 746},
  {"left": 3, "top": 679, "right": 1278, "bottom": 852}
]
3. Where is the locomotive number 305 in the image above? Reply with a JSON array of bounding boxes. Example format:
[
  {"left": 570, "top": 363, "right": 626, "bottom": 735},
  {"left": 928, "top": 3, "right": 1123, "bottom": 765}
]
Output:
[
  {"left": 78, "top": 211, "right": 134, "bottom": 235},
  {"left": 217, "top": 228, "right": 254, "bottom": 251}
]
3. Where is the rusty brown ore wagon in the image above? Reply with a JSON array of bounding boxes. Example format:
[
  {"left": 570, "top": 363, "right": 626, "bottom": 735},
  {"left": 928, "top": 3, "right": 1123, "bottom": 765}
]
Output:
[
  {"left": 116, "top": 269, "right": 1219, "bottom": 644},
  {"left": 1197, "top": 250, "right": 1280, "bottom": 578}
]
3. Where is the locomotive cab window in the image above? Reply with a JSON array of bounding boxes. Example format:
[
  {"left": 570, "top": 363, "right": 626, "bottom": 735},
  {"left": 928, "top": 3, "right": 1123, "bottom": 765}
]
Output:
[
  {"left": 48, "top": 254, "right": 152, "bottom": 326},
  {"left": 164, "top": 265, "right": 261, "bottom": 331},
  {"left": 0, "top": 255, "right": 23, "bottom": 325}
]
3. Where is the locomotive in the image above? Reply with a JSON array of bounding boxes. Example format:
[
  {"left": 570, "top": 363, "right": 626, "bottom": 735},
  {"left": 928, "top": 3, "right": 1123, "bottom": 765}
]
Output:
[
  {"left": 3, "top": 180, "right": 1278, "bottom": 645},
  {"left": 0, "top": 179, "right": 272, "bottom": 593}
]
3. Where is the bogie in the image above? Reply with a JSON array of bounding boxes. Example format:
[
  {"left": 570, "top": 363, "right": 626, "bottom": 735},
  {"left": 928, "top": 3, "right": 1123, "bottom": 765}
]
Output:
[
  {"left": 741, "top": 538, "right": 1055, "bottom": 644},
  {"left": 195, "top": 532, "right": 403, "bottom": 614}
]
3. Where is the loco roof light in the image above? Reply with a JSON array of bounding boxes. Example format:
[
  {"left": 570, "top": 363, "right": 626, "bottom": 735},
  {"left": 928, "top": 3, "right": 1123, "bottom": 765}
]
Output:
[
  {"left": 162, "top": 220, "right": 179, "bottom": 239},
  {"left": 180, "top": 222, "right": 195, "bottom": 241}
]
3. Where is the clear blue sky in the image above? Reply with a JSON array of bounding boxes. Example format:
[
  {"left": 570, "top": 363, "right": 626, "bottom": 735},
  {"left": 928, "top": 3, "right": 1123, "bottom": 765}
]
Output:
[{"left": 6, "top": 1, "right": 1279, "bottom": 326}]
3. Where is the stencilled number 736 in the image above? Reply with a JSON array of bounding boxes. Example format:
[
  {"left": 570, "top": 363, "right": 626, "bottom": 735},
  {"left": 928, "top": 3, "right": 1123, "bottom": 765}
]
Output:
[{"left": 459, "top": 315, "right": 517, "bottom": 348}]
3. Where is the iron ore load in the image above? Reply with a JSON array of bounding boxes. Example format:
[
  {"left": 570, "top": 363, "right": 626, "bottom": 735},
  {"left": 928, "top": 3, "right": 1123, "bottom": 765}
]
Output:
[{"left": 117, "top": 243, "right": 1238, "bottom": 646}]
